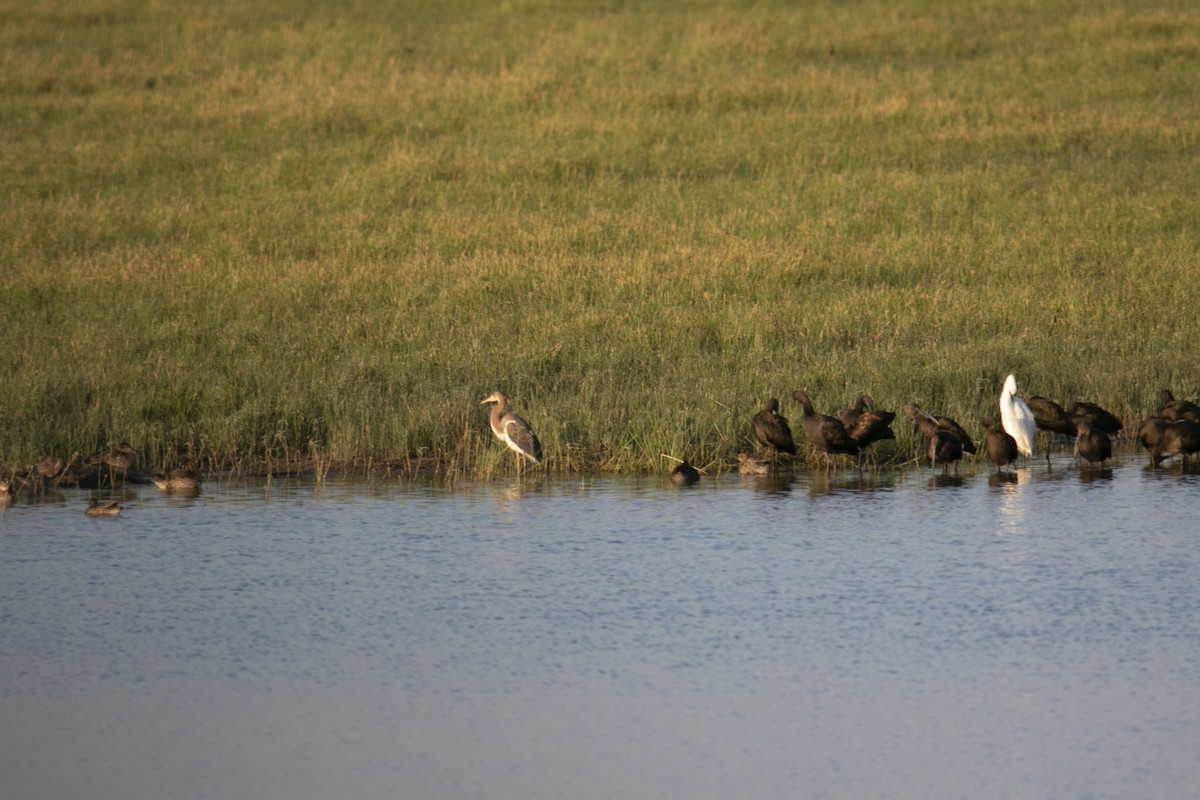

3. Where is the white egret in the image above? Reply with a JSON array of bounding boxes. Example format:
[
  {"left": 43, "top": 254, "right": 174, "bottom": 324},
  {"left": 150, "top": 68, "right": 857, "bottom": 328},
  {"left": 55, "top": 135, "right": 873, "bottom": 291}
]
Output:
[{"left": 999, "top": 374, "right": 1037, "bottom": 459}]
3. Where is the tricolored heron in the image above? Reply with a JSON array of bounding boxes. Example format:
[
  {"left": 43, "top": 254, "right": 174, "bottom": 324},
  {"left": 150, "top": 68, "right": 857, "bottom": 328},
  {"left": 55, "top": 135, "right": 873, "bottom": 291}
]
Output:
[{"left": 481, "top": 391, "right": 543, "bottom": 469}]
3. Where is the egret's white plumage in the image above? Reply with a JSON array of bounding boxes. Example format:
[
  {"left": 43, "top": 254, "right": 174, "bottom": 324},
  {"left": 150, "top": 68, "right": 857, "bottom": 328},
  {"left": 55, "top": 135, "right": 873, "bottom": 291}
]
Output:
[
  {"left": 999, "top": 374, "right": 1037, "bottom": 458},
  {"left": 481, "top": 391, "right": 543, "bottom": 465}
]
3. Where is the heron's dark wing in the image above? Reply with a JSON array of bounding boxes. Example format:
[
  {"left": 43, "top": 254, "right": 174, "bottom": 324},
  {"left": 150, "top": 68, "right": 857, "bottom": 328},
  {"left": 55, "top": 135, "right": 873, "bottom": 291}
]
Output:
[{"left": 504, "top": 415, "right": 543, "bottom": 463}]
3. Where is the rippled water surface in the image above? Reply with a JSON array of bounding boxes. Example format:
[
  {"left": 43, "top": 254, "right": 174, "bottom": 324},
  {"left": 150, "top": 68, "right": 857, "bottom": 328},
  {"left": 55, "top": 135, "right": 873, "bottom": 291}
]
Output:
[{"left": 2, "top": 452, "right": 1199, "bottom": 800}]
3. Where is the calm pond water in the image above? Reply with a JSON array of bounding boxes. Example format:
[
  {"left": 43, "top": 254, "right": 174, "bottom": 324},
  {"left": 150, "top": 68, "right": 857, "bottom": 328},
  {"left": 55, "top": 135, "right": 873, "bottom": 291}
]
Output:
[{"left": 2, "top": 450, "right": 1199, "bottom": 800}]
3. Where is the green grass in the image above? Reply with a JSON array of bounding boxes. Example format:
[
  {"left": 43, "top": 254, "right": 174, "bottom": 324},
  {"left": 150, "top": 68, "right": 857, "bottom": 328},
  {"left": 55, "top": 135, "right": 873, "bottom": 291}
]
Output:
[{"left": 2, "top": 0, "right": 1199, "bottom": 475}]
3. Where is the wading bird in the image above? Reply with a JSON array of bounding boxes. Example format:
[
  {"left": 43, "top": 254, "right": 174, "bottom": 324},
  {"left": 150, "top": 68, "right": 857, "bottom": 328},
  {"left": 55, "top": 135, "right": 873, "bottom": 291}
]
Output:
[
  {"left": 1067, "top": 401, "right": 1123, "bottom": 435},
  {"left": 792, "top": 390, "right": 861, "bottom": 469},
  {"left": 838, "top": 395, "right": 873, "bottom": 431},
  {"left": 0, "top": 479, "right": 13, "bottom": 508},
  {"left": 1159, "top": 389, "right": 1200, "bottom": 422},
  {"left": 751, "top": 398, "right": 797, "bottom": 460},
  {"left": 999, "top": 375, "right": 1036, "bottom": 460},
  {"left": 1027, "top": 395, "right": 1074, "bottom": 460},
  {"left": 1138, "top": 416, "right": 1168, "bottom": 459},
  {"left": 1154, "top": 419, "right": 1200, "bottom": 466},
  {"left": 929, "top": 429, "right": 963, "bottom": 473},
  {"left": 1074, "top": 420, "right": 1112, "bottom": 469},
  {"left": 903, "top": 403, "right": 976, "bottom": 455},
  {"left": 981, "top": 416, "right": 1019, "bottom": 472},
  {"left": 844, "top": 397, "right": 896, "bottom": 453},
  {"left": 903, "top": 403, "right": 976, "bottom": 456},
  {"left": 481, "top": 391, "right": 543, "bottom": 468}
]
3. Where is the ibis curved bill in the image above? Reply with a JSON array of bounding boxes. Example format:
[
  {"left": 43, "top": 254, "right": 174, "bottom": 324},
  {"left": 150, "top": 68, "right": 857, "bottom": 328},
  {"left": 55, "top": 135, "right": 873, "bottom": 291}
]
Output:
[{"left": 481, "top": 391, "right": 543, "bottom": 465}]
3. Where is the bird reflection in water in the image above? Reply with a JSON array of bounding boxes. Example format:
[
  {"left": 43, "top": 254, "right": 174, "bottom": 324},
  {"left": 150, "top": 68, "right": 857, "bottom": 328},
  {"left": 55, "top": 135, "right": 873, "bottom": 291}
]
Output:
[
  {"left": 1076, "top": 468, "right": 1114, "bottom": 485},
  {"left": 988, "top": 471, "right": 1019, "bottom": 489},
  {"left": 927, "top": 474, "right": 966, "bottom": 489}
]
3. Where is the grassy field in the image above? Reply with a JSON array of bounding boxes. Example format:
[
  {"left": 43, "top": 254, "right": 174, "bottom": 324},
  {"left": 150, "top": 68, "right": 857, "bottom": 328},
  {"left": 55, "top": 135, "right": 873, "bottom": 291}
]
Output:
[{"left": 2, "top": 0, "right": 1199, "bottom": 476}]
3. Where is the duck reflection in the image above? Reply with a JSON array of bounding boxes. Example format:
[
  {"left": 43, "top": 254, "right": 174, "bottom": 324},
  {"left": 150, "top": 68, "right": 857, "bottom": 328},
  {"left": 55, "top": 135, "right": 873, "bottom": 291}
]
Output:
[{"left": 740, "top": 471, "right": 794, "bottom": 497}]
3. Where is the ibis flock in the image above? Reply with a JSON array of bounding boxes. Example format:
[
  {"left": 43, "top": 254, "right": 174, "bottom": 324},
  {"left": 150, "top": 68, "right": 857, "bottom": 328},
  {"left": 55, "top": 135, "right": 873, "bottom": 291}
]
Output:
[{"left": 476, "top": 378, "right": 1200, "bottom": 483}]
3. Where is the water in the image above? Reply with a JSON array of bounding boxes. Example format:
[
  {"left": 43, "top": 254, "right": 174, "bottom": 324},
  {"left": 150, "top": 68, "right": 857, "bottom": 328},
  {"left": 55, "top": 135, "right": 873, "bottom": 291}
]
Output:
[{"left": 2, "top": 452, "right": 1199, "bottom": 800}]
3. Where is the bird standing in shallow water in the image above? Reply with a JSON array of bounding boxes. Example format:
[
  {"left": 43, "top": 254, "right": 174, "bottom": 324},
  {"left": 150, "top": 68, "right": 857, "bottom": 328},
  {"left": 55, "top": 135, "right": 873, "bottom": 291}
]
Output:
[
  {"left": 981, "top": 416, "right": 1019, "bottom": 472},
  {"left": 928, "top": 429, "right": 963, "bottom": 473},
  {"left": 1067, "top": 401, "right": 1123, "bottom": 435},
  {"left": 1074, "top": 420, "right": 1112, "bottom": 469},
  {"left": 792, "top": 390, "right": 861, "bottom": 469},
  {"left": 481, "top": 391, "right": 543, "bottom": 467},
  {"left": 1154, "top": 419, "right": 1200, "bottom": 466},
  {"left": 1138, "top": 416, "right": 1169, "bottom": 460},
  {"left": 752, "top": 398, "right": 797, "bottom": 460},
  {"left": 999, "top": 375, "right": 1037, "bottom": 460},
  {"left": 1027, "top": 395, "right": 1074, "bottom": 460},
  {"left": 903, "top": 404, "right": 976, "bottom": 455},
  {"left": 1159, "top": 389, "right": 1200, "bottom": 422}
]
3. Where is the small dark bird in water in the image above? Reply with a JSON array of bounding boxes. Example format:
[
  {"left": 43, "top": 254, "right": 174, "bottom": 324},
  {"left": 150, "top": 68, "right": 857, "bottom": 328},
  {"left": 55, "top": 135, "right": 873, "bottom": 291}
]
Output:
[
  {"left": 751, "top": 398, "right": 797, "bottom": 457},
  {"left": 792, "top": 390, "right": 861, "bottom": 468},
  {"left": 1159, "top": 389, "right": 1200, "bottom": 422},
  {"left": 1138, "top": 416, "right": 1169, "bottom": 459},
  {"left": 1154, "top": 419, "right": 1200, "bottom": 466},
  {"left": 929, "top": 429, "right": 963, "bottom": 474},
  {"left": 85, "top": 497, "right": 122, "bottom": 516},
  {"left": 737, "top": 452, "right": 772, "bottom": 475},
  {"left": 1067, "top": 402, "right": 1123, "bottom": 435},
  {"left": 670, "top": 460, "right": 701, "bottom": 486},
  {"left": 1074, "top": 420, "right": 1112, "bottom": 469},
  {"left": 981, "top": 416, "right": 1019, "bottom": 471},
  {"left": 151, "top": 463, "right": 202, "bottom": 494},
  {"left": 903, "top": 403, "right": 977, "bottom": 455}
]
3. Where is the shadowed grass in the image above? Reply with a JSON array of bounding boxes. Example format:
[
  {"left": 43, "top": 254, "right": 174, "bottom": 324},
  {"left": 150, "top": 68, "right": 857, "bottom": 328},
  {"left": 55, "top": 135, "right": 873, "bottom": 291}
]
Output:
[{"left": 2, "top": 0, "right": 1199, "bottom": 475}]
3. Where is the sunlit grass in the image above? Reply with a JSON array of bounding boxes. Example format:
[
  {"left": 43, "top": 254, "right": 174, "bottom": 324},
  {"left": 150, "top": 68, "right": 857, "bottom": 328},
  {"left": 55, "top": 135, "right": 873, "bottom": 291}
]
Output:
[{"left": 2, "top": 0, "right": 1199, "bottom": 475}]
